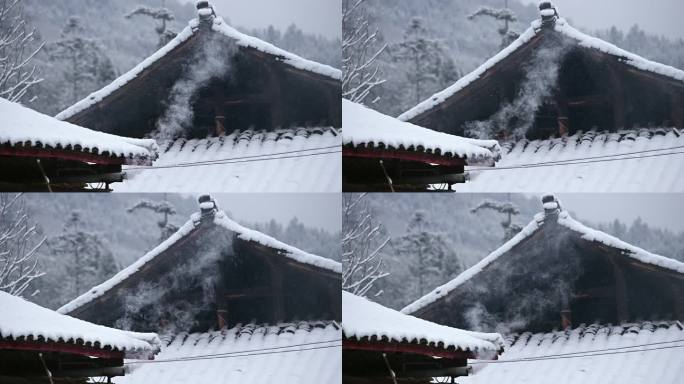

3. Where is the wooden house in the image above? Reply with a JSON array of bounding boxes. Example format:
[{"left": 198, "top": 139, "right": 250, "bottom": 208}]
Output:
[
  {"left": 57, "top": 195, "right": 342, "bottom": 383},
  {"left": 402, "top": 195, "right": 684, "bottom": 383},
  {"left": 400, "top": 2, "right": 684, "bottom": 192},
  {"left": 0, "top": 98, "right": 156, "bottom": 192},
  {"left": 342, "top": 291, "right": 502, "bottom": 384},
  {"left": 342, "top": 100, "right": 500, "bottom": 191},
  {"left": 55, "top": 1, "right": 342, "bottom": 192},
  {"left": 0, "top": 290, "right": 158, "bottom": 384}
]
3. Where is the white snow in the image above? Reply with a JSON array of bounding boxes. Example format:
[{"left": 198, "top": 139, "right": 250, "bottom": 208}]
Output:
[
  {"left": 0, "top": 290, "right": 159, "bottom": 359},
  {"left": 344, "top": 100, "right": 500, "bottom": 165},
  {"left": 543, "top": 202, "right": 558, "bottom": 210},
  {"left": 460, "top": 322, "right": 684, "bottom": 384},
  {"left": 57, "top": 15, "right": 340, "bottom": 121},
  {"left": 540, "top": 9, "right": 556, "bottom": 17},
  {"left": 114, "top": 127, "right": 341, "bottom": 193},
  {"left": 402, "top": 201, "right": 684, "bottom": 315},
  {"left": 0, "top": 98, "right": 157, "bottom": 162},
  {"left": 116, "top": 321, "right": 341, "bottom": 384},
  {"left": 343, "top": 291, "right": 503, "bottom": 358},
  {"left": 399, "top": 16, "right": 684, "bottom": 122},
  {"left": 59, "top": 209, "right": 341, "bottom": 315}
]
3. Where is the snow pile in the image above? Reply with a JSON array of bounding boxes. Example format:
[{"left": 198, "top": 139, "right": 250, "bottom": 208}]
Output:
[
  {"left": 0, "top": 98, "right": 157, "bottom": 162},
  {"left": 344, "top": 100, "right": 500, "bottom": 165},
  {"left": 0, "top": 290, "right": 159, "bottom": 359},
  {"left": 115, "top": 127, "right": 341, "bottom": 193},
  {"left": 344, "top": 291, "right": 503, "bottom": 358},
  {"left": 117, "top": 321, "right": 341, "bottom": 384},
  {"left": 460, "top": 322, "right": 684, "bottom": 384},
  {"left": 59, "top": 207, "right": 340, "bottom": 315},
  {"left": 57, "top": 14, "right": 340, "bottom": 121}
]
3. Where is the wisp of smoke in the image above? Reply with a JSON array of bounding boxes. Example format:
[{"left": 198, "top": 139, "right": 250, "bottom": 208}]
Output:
[
  {"left": 155, "top": 35, "right": 237, "bottom": 140},
  {"left": 465, "top": 39, "right": 571, "bottom": 140}
]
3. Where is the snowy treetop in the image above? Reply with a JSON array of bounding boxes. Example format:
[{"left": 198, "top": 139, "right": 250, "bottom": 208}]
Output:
[
  {"left": 57, "top": 14, "right": 340, "bottom": 121},
  {"left": 399, "top": 17, "right": 684, "bottom": 123},
  {"left": 0, "top": 290, "right": 159, "bottom": 359},
  {"left": 343, "top": 99, "right": 500, "bottom": 165},
  {"left": 343, "top": 291, "right": 503, "bottom": 358},
  {"left": 0, "top": 97, "right": 157, "bottom": 162},
  {"left": 401, "top": 198, "right": 684, "bottom": 315},
  {"left": 58, "top": 207, "right": 340, "bottom": 315}
]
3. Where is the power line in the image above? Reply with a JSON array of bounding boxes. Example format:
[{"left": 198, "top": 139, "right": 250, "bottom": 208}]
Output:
[{"left": 125, "top": 342, "right": 341, "bottom": 365}]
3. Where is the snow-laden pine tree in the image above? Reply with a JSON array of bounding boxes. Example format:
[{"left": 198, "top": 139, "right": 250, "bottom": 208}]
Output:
[
  {"left": 47, "top": 211, "right": 118, "bottom": 299},
  {"left": 125, "top": 0, "right": 177, "bottom": 48},
  {"left": 0, "top": 194, "right": 45, "bottom": 297},
  {"left": 471, "top": 199, "right": 522, "bottom": 242},
  {"left": 391, "top": 17, "right": 458, "bottom": 105},
  {"left": 342, "top": 0, "right": 386, "bottom": 104},
  {"left": 342, "top": 193, "right": 390, "bottom": 297},
  {"left": 467, "top": 1, "right": 519, "bottom": 49},
  {"left": 128, "top": 199, "right": 178, "bottom": 242},
  {"left": 0, "top": 0, "right": 43, "bottom": 102},
  {"left": 393, "top": 210, "right": 462, "bottom": 297},
  {"left": 47, "top": 17, "right": 116, "bottom": 105}
]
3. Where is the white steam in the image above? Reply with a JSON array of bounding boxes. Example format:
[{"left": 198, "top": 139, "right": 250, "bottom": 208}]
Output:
[
  {"left": 156, "top": 36, "right": 237, "bottom": 140},
  {"left": 466, "top": 40, "right": 571, "bottom": 140}
]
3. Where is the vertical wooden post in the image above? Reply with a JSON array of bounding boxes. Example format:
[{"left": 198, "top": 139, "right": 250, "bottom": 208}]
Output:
[
  {"left": 607, "top": 64, "right": 626, "bottom": 130},
  {"left": 671, "top": 280, "right": 684, "bottom": 320},
  {"left": 671, "top": 92, "right": 684, "bottom": 129},
  {"left": 265, "top": 64, "right": 283, "bottom": 129},
  {"left": 556, "top": 98, "right": 570, "bottom": 137},
  {"left": 267, "top": 260, "right": 285, "bottom": 322},
  {"left": 607, "top": 255, "right": 629, "bottom": 322}
]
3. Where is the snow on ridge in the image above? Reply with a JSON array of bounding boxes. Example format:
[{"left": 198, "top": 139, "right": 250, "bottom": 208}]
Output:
[
  {"left": 344, "top": 291, "right": 503, "bottom": 357},
  {"left": 401, "top": 215, "right": 544, "bottom": 315},
  {"left": 213, "top": 211, "right": 342, "bottom": 274},
  {"left": 557, "top": 210, "right": 684, "bottom": 274},
  {"left": 58, "top": 209, "right": 340, "bottom": 315},
  {"left": 56, "top": 16, "right": 340, "bottom": 121},
  {"left": 1, "top": 97, "right": 157, "bottom": 160},
  {"left": 344, "top": 99, "right": 500, "bottom": 164},
  {"left": 1, "top": 290, "right": 159, "bottom": 358}
]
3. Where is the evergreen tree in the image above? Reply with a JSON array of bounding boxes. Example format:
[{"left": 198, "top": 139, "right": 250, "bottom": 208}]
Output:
[
  {"left": 125, "top": 0, "right": 177, "bottom": 48},
  {"left": 47, "top": 211, "right": 118, "bottom": 299},
  {"left": 471, "top": 199, "right": 522, "bottom": 242},
  {"left": 128, "top": 199, "right": 178, "bottom": 242},
  {"left": 392, "top": 17, "right": 458, "bottom": 105},
  {"left": 393, "top": 210, "right": 462, "bottom": 297},
  {"left": 47, "top": 17, "right": 116, "bottom": 105},
  {"left": 467, "top": 1, "right": 519, "bottom": 49}
]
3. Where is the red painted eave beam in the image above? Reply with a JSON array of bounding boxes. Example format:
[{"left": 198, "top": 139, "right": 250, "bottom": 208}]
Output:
[
  {"left": 0, "top": 340, "right": 125, "bottom": 359},
  {"left": 0, "top": 146, "right": 140, "bottom": 166},
  {"left": 343, "top": 147, "right": 467, "bottom": 167},
  {"left": 343, "top": 339, "right": 475, "bottom": 360}
]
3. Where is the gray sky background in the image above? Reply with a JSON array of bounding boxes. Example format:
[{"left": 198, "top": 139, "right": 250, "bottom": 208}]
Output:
[
  {"left": 213, "top": 194, "right": 341, "bottom": 233},
  {"left": 181, "top": 0, "right": 341, "bottom": 39},
  {"left": 553, "top": 194, "right": 684, "bottom": 233},
  {"left": 519, "top": 0, "right": 684, "bottom": 39}
]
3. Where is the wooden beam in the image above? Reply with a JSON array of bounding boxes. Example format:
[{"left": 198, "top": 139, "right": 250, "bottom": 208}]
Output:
[
  {"left": 0, "top": 146, "right": 130, "bottom": 166},
  {"left": 0, "top": 340, "right": 124, "bottom": 360},
  {"left": 671, "top": 92, "right": 684, "bottom": 129},
  {"left": 223, "top": 286, "right": 273, "bottom": 299},
  {"left": 343, "top": 339, "right": 476, "bottom": 360},
  {"left": 343, "top": 147, "right": 467, "bottom": 167},
  {"left": 607, "top": 255, "right": 629, "bottom": 322}
]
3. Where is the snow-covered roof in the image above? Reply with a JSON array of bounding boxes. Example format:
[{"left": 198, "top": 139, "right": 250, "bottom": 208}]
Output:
[
  {"left": 0, "top": 290, "right": 159, "bottom": 359},
  {"left": 457, "top": 128, "right": 684, "bottom": 192},
  {"left": 460, "top": 321, "right": 684, "bottom": 384},
  {"left": 114, "top": 127, "right": 341, "bottom": 192},
  {"left": 58, "top": 206, "right": 341, "bottom": 315},
  {"left": 401, "top": 197, "right": 684, "bottom": 315},
  {"left": 116, "top": 321, "right": 341, "bottom": 384},
  {"left": 0, "top": 98, "right": 157, "bottom": 164},
  {"left": 56, "top": 10, "right": 341, "bottom": 122},
  {"left": 344, "top": 100, "right": 500, "bottom": 165},
  {"left": 399, "top": 15, "right": 684, "bottom": 122},
  {"left": 343, "top": 291, "right": 503, "bottom": 358}
]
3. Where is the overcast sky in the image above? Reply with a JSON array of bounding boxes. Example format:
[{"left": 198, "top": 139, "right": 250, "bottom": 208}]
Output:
[
  {"left": 181, "top": 0, "right": 341, "bottom": 39},
  {"left": 519, "top": 0, "right": 684, "bottom": 39},
  {"left": 552, "top": 194, "right": 684, "bottom": 233},
  {"left": 213, "top": 194, "right": 341, "bottom": 233}
]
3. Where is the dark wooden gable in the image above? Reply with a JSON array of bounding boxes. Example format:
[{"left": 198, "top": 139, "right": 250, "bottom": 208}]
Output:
[
  {"left": 409, "top": 24, "right": 684, "bottom": 139},
  {"left": 64, "top": 23, "right": 341, "bottom": 139},
  {"left": 412, "top": 207, "right": 684, "bottom": 334}
]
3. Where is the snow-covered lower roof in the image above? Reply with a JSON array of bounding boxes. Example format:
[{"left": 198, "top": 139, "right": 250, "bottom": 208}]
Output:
[
  {"left": 58, "top": 207, "right": 341, "bottom": 315},
  {"left": 401, "top": 198, "right": 684, "bottom": 315},
  {"left": 56, "top": 14, "right": 341, "bottom": 122},
  {"left": 344, "top": 100, "right": 500, "bottom": 165},
  {"left": 457, "top": 128, "right": 684, "bottom": 192},
  {"left": 343, "top": 291, "right": 503, "bottom": 358},
  {"left": 399, "top": 16, "right": 684, "bottom": 122},
  {"left": 460, "top": 321, "right": 684, "bottom": 384},
  {"left": 0, "top": 98, "right": 157, "bottom": 164},
  {"left": 114, "top": 127, "right": 341, "bottom": 193},
  {"left": 0, "top": 291, "right": 159, "bottom": 359},
  {"left": 116, "top": 321, "right": 341, "bottom": 384}
]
